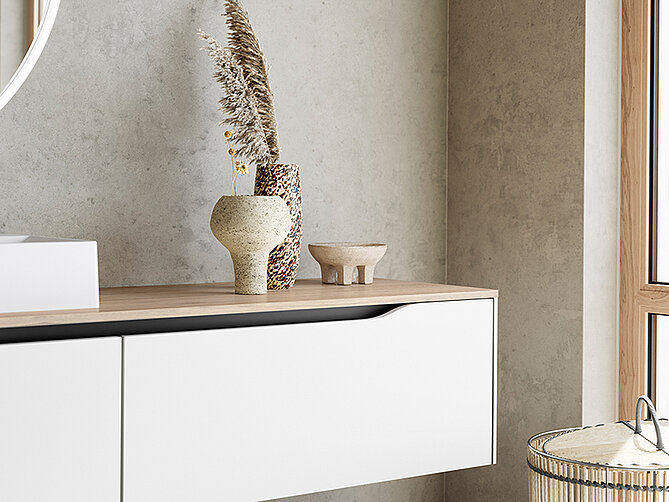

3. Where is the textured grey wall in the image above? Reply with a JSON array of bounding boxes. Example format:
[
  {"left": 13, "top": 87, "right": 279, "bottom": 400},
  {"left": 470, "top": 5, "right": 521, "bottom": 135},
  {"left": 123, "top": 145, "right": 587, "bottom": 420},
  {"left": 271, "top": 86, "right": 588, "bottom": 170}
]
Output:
[
  {"left": 445, "top": 1, "right": 585, "bottom": 501},
  {"left": 0, "top": 0, "right": 447, "bottom": 291},
  {"left": 0, "top": 0, "right": 447, "bottom": 501},
  {"left": 277, "top": 475, "right": 444, "bottom": 502}
]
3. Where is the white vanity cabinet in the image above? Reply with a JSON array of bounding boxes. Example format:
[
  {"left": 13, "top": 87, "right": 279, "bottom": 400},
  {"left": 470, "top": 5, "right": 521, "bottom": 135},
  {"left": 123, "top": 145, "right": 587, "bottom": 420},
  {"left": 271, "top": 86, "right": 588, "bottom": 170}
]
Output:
[
  {"left": 0, "top": 279, "right": 497, "bottom": 502},
  {"left": 0, "top": 337, "right": 121, "bottom": 502},
  {"left": 123, "top": 299, "right": 496, "bottom": 502}
]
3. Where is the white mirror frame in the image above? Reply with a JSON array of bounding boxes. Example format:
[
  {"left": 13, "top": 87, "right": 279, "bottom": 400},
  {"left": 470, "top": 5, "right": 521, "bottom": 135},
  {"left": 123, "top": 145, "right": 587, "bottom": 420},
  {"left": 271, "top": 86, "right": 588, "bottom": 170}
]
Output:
[{"left": 0, "top": 0, "right": 60, "bottom": 111}]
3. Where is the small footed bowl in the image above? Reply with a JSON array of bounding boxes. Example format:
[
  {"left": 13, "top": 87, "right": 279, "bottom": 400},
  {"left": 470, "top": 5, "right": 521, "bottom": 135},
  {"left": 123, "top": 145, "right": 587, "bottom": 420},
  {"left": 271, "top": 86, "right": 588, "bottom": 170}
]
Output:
[{"left": 308, "top": 242, "right": 387, "bottom": 285}]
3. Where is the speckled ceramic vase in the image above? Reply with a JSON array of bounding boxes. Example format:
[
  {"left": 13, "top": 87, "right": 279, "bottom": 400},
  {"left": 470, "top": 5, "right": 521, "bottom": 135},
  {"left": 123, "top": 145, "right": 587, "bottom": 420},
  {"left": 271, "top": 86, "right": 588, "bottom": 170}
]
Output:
[
  {"left": 254, "top": 163, "right": 303, "bottom": 290},
  {"left": 210, "top": 196, "right": 291, "bottom": 295}
]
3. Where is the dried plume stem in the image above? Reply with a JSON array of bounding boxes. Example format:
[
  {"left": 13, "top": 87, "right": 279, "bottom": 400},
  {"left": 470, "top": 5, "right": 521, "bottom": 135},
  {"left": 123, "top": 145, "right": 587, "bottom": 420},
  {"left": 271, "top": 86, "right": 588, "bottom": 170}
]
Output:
[
  {"left": 199, "top": 30, "right": 271, "bottom": 170},
  {"left": 224, "top": 0, "right": 280, "bottom": 164}
]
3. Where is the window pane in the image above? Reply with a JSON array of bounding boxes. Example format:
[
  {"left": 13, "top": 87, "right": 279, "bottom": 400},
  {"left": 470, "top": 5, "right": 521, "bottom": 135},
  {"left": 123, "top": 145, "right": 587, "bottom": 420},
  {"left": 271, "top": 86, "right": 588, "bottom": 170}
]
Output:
[
  {"left": 653, "top": 0, "right": 669, "bottom": 282},
  {"left": 653, "top": 314, "right": 669, "bottom": 414}
]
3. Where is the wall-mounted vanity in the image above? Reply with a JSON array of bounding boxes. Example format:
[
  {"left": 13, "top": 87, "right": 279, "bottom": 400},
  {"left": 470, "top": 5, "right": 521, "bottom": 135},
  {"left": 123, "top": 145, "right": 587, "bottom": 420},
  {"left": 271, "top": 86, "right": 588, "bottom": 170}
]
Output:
[{"left": 0, "top": 279, "right": 497, "bottom": 502}]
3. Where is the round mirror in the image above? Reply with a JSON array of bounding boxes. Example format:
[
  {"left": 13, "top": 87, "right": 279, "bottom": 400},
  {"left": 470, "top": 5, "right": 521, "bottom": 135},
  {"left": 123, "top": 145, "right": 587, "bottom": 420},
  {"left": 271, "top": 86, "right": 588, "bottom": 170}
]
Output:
[{"left": 0, "top": 0, "right": 60, "bottom": 110}]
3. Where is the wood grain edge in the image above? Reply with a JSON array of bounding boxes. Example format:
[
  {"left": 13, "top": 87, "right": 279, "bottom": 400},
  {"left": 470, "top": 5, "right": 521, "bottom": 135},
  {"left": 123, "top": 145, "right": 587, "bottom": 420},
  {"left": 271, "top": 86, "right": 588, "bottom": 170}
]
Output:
[
  {"left": 0, "top": 281, "right": 498, "bottom": 329},
  {"left": 620, "top": 0, "right": 650, "bottom": 419}
]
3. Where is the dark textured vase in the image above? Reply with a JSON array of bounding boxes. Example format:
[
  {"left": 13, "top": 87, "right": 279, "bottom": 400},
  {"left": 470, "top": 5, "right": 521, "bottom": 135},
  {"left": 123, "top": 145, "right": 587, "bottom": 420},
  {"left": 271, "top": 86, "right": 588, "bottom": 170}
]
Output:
[{"left": 254, "top": 163, "right": 303, "bottom": 289}]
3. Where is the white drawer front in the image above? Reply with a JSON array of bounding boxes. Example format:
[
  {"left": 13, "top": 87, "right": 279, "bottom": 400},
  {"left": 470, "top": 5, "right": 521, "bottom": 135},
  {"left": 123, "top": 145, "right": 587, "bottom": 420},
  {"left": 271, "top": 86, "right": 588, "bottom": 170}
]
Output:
[
  {"left": 124, "top": 299, "right": 495, "bottom": 502},
  {"left": 0, "top": 337, "right": 121, "bottom": 502}
]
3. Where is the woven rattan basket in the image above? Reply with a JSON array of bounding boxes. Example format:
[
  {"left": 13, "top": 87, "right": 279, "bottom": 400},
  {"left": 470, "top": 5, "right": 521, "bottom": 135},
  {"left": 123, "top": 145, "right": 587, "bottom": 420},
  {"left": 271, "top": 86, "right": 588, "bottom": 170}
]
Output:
[{"left": 528, "top": 396, "right": 669, "bottom": 501}]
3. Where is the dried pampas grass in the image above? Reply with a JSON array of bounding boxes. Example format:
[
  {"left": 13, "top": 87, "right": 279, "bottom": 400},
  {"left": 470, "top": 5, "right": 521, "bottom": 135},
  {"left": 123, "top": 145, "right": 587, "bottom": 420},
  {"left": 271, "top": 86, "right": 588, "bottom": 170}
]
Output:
[
  {"left": 224, "top": 0, "right": 279, "bottom": 163},
  {"left": 199, "top": 30, "right": 272, "bottom": 169}
]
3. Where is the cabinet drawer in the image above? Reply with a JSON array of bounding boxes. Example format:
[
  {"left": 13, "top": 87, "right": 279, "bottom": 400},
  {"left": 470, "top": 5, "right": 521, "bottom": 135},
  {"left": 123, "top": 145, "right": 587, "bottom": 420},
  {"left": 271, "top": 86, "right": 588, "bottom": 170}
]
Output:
[
  {"left": 124, "top": 299, "right": 496, "bottom": 502},
  {"left": 0, "top": 337, "right": 121, "bottom": 502}
]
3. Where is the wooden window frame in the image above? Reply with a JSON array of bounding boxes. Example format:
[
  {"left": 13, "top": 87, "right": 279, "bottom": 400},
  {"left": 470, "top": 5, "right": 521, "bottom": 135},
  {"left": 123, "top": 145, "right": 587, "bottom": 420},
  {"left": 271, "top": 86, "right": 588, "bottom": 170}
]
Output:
[
  {"left": 27, "top": 0, "right": 45, "bottom": 49},
  {"left": 620, "top": 0, "right": 669, "bottom": 419}
]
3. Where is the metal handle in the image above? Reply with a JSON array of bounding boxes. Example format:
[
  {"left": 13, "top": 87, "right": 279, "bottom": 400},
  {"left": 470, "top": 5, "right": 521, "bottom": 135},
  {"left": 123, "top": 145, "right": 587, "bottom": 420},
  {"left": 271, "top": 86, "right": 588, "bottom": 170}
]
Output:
[{"left": 634, "top": 395, "right": 665, "bottom": 450}]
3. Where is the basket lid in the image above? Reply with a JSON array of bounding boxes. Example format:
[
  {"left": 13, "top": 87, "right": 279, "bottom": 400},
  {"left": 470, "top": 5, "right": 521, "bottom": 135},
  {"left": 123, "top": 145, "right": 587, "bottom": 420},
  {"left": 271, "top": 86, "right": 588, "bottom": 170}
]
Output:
[{"left": 543, "top": 421, "right": 669, "bottom": 468}]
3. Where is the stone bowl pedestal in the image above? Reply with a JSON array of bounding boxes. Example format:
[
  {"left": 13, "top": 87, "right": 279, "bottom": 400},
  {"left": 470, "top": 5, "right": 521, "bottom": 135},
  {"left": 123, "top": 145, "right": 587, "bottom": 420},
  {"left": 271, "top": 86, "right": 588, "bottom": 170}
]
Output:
[
  {"left": 211, "top": 196, "right": 291, "bottom": 295},
  {"left": 308, "top": 243, "right": 387, "bottom": 285}
]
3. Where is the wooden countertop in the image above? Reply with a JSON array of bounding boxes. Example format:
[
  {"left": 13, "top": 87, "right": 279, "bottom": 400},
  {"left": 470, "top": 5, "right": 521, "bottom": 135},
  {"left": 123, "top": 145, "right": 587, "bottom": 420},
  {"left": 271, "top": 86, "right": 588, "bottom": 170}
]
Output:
[{"left": 0, "top": 279, "right": 497, "bottom": 329}]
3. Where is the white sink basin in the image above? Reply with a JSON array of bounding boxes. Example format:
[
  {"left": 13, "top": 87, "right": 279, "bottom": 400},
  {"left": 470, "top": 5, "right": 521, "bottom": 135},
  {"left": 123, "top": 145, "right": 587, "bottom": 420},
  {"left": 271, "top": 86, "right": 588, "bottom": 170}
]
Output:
[{"left": 0, "top": 235, "right": 99, "bottom": 314}]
